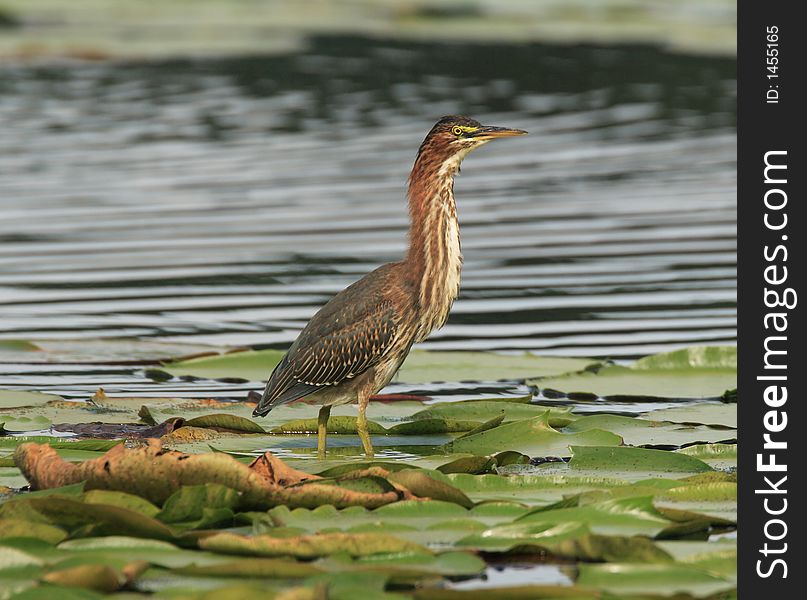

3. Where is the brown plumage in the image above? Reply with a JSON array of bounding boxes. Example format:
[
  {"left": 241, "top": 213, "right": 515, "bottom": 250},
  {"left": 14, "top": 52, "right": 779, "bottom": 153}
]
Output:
[{"left": 253, "top": 116, "right": 527, "bottom": 457}]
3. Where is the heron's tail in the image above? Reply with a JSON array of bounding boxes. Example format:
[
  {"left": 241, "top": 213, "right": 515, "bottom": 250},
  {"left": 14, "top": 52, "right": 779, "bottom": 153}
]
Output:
[{"left": 249, "top": 390, "right": 274, "bottom": 417}]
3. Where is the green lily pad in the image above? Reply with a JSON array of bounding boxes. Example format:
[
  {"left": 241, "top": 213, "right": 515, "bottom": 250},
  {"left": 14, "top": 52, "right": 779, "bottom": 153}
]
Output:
[
  {"left": 171, "top": 557, "right": 323, "bottom": 578},
  {"left": 183, "top": 414, "right": 266, "bottom": 434},
  {"left": 436, "top": 456, "right": 496, "bottom": 475},
  {"left": 569, "top": 446, "right": 713, "bottom": 473},
  {"left": 343, "top": 550, "right": 486, "bottom": 577},
  {"left": 0, "top": 390, "right": 63, "bottom": 409},
  {"left": 458, "top": 520, "right": 671, "bottom": 562},
  {"left": 1, "top": 339, "right": 225, "bottom": 363},
  {"left": 677, "top": 444, "right": 737, "bottom": 459},
  {"left": 162, "top": 349, "right": 598, "bottom": 384},
  {"left": 641, "top": 403, "right": 737, "bottom": 428},
  {"left": 565, "top": 414, "right": 735, "bottom": 447},
  {"left": 161, "top": 349, "right": 299, "bottom": 381},
  {"left": 515, "top": 496, "right": 672, "bottom": 536},
  {"left": 0, "top": 519, "right": 67, "bottom": 544},
  {"left": 156, "top": 484, "right": 239, "bottom": 528},
  {"left": 0, "top": 340, "right": 42, "bottom": 354},
  {"left": 0, "top": 438, "right": 120, "bottom": 452},
  {"left": 270, "top": 417, "right": 386, "bottom": 435},
  {"left": 576, "top": 562, "right": 734, "bottom": 596},
  {"left": 396, "top": 351, "right": 600, "bottom": 383},
  {"left": 531, "top": 346, "right": 737, "bottom": 400},
  {"left": 387, "top": 419, "right": 482, "bottom": 435},
  {"left": 4, "top": 496, "right": 175, "bottom": 541},
  {"left": 448, "top": 415, "right": 622, "bottom": 457},
  {"left": 84, "top": 490, "right": 160, "bottom": 518},
  {"left": 387, "top": 470, "right": 474, "bottom": 509},
  {"left": 534, "top": 365, "right": 736, "bottom": 400},
  {"left": 632, "top": 346, "right": 736, "bottom": 370},
  {"left": 0, "top": 415, "right": 52, "bottom": 432},
  {"left": 409, "top": 401, "right": 573, "bottom": 427},
  {"left": 199, "top": 531, "right": 426, "bottom": 558}
]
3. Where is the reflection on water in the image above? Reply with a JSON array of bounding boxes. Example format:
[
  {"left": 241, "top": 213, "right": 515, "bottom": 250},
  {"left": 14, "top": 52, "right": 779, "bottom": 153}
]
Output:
[{"left": 0, "top": 37, "right": 735, "bottom": 398}]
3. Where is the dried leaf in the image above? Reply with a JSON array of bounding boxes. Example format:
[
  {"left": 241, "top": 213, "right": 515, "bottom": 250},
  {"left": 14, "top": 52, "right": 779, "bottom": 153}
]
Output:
[{"left": 13, "top": 441, "right": 402, "bottom": 510}]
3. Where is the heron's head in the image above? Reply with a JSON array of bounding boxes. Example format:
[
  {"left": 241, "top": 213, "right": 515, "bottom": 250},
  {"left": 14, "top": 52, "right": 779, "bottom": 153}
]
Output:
[{"left": 415, "top": 116, "right": 527, "bottom": 175}]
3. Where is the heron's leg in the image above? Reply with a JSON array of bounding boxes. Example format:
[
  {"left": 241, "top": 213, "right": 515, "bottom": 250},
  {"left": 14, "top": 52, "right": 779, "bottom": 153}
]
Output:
[
  {"left": 317, "top": 405, "right": 331, "bottom": 459},
  {"left": 356, "top": 392, "right": 374, "bottom": 458}
]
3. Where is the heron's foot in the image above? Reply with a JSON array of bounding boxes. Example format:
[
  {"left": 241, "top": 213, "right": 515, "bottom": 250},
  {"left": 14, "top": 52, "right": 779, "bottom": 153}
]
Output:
[
  {"left": 356, "top": 411, "right": 374, "bottom": 458},
  {"left": 317, "top": 405, "right": 331, "bottom": 459}
]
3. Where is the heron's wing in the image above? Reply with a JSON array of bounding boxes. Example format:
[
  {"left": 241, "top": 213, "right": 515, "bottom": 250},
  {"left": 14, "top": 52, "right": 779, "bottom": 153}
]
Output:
[{"left": 254, "top": 266, "right": 407, "bottom": 415}]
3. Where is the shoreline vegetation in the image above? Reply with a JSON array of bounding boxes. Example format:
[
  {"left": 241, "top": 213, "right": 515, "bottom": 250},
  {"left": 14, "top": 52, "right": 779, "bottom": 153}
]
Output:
[{"left": 0, "top": 0, "right": 736, "bottom": 62}]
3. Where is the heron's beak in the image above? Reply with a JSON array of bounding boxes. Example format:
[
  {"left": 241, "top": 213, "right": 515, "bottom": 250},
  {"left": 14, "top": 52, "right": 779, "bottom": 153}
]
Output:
[{"left": 472, "top": 125, "right": 528, "bottom": 141}]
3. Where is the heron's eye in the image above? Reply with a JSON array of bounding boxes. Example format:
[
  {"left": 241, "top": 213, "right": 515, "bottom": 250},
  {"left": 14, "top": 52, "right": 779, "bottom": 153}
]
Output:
[{"left": 451, "top": 126, "right": 463, "bottom": 136}]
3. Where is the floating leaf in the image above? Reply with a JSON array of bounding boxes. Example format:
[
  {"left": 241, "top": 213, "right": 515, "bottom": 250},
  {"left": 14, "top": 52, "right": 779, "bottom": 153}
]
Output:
[
  {"left": 0, "top": 340, "right": 41, "bottom": 354},
  {"left": 532, "top": 346, "right": 737, "bottom": 400},
  {"left": 632, "top": 346, "right": 736, "bottom": 370},
  {"left": 0, "top": 545, "right": 44, "bottom": 569},
  {"left": 458, "top": 520, "right": 670, "bottom": 562},
  {"left": 0, "top": 390, "right": 63, "bottom": 409},
  {"left": 387, "top": 470, "right": 474, "bottom": 508},
  {"left": 200, "top": 531, "right": 426, "bottom": 558},
  {"left": 436, "top": 456, "right": 496, "bottom": 475},
  {"left": 448, "top": 415, "right": 621, "bottom": 457},
  {"left": 576, "top": 562, "right": 734, "bottom": 596},
  {"left": 270, "top": 417, "right": 386, "bottom": 435},
  {"left": 156, "top": 484, "right": 239, "bottom": 525},
  {"left": 569, "top": 446, "right": 713, "bottom": 473},
  {"left": 410, "top": 401, "right": 572, "bottom": 427},
  {"left": 13, "top": 442, "right": 402, "bottom": 510},
  {"left": 0, "top": 438, "right": 120, "bottom": 452},
  {"left": 387, "top": 419, "right": 481, "bottom": 435},
  {"left": 516, "top": 496, "right": 672, "bottom": 536},
  {"left": 162, "top": 349, "right": 286, "bottom": 381},
  {"left": 677, "top": 444, "right": 737, "bottom": 459},
  {"left": 15, "top": 496, "right": 176, "bottom": 540},
  {"left": 661, "top": 482, "right": 737, "bottom": 502},
  {"left": 183, "top": 414, "right": 266, "bottom": 434},
  {"left": 83, "top": 490, "right": 160, "bottom": 518},
  {"left": 641, "top": 403, "right": 737, "bottom": 428},
  {"left": 396, "top": 351, "right": 600, "bottom": 383},
  {"left": 42, "top": 564, "right": 124, "bottom": 593},
  {"left": 163, "top": 349, "right": 598, "bottom": 384},
  {"left": 172, "top": 557, "right": 323, "bottom": 578},
  {"left": 565, "top": 414, "right": 735, "bottom": 447},
  {"left": 0, "top": 519, "right": 67, "bottom": 544},
  {"left": 342, "top": 550, "right": 486, "bottom": 578}
]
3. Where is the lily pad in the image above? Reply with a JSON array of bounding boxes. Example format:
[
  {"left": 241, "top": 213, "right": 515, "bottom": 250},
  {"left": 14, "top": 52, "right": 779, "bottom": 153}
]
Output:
[
  {"left": 0, "top": 390, "right": 63, "bottom": 409},
  {"left": 183, "top": 414, "right": 266, "bottom": 434},
  {"left": 576, "top": 562, "right": 734, "bottom": 596},
  {"left": 530, "top": 346, "right": 737, "bottom": 400},
  {"left": 458, "top": 521, "right": 671, "bottom": 562},
  {"left": 565, "top": 414, "right": 736, "bottom": 447},
  {"left": 410, "top": 401, "right": 573, "bottom": 427},
  {"left": 395, "top": 351, "right": 600, "bottom": 383},
  {"left": 641, "top": 403, "right": 737, "bottom": 428},
  {"left": 569, "top": 446, "right": 713, "bottom": 473},
  {"left": 677, "top": 444, "right": 737, "bottom": 459},
  {"left": 448, "top": 415, "right": 622, "bottom": 457},
  {"left": 200, "top": 531, "right": 426, "bottom": 558},
  {"left": 632, "top": 346, "right": 736, "bottom": 370},
  {"left": 270, "top": 416, "right": 386, "bottom": 435},
  {"left": 162, "top": 349, "right": 598, "bottom": 384},
  {"left": 534, "top": 365, "right": 736, "bottom": 400}
]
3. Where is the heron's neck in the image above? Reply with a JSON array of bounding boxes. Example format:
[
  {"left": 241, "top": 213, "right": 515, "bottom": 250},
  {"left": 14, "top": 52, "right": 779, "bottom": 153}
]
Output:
[{"left": 405, "top": 153, "right": 464, "bottom": 340}]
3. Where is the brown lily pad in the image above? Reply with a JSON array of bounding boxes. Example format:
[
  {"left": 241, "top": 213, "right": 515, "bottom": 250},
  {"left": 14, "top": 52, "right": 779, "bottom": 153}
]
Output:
[{"left": 13, "top": 441, "right": 406, "bottom": 510}]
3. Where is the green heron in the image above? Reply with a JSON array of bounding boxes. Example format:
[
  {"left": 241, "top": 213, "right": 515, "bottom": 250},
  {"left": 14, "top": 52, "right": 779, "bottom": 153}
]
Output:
[{"left": 253, "top": 116, "right": 527, "bottom": 457}]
